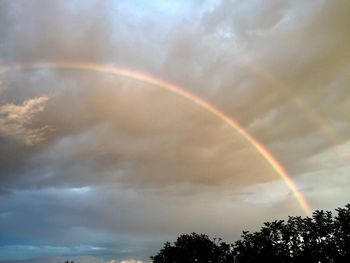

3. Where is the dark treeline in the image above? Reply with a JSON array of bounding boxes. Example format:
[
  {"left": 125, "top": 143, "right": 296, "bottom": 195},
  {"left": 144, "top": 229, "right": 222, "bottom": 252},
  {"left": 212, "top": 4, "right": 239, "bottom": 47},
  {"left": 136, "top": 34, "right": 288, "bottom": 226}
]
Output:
[{"left": 151, "top": 203, "right": 350, "bottom": 263}]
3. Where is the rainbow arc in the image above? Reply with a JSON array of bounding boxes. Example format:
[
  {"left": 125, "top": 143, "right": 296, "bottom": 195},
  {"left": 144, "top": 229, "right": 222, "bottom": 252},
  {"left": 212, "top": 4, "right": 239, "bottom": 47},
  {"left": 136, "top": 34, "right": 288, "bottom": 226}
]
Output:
[{"left": 0, "top": 60, "right": 312, "bottom": 214}]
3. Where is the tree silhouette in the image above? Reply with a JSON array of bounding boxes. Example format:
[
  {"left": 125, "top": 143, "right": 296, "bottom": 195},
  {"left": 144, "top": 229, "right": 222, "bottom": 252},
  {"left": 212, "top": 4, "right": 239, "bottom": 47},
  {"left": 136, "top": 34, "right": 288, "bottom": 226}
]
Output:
[
  {"left": 151, "top": 232, "right": 234, "bottom": 263},
  {"left": 232, "top": 205, "right": 350, "bottom": 262},
  {"left": 151, "top": 203, "right": 350, "bottom": 263}
]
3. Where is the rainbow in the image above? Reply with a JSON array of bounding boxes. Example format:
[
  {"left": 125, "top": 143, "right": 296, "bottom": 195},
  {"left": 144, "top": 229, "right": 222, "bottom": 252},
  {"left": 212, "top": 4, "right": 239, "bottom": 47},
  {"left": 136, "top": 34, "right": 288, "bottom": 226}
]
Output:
[
  {"left": 228, "top": 49, "right": 339, "bottom": 146},
  {"left": 0, "top": 60, "right": 312, "bottom": 214}
]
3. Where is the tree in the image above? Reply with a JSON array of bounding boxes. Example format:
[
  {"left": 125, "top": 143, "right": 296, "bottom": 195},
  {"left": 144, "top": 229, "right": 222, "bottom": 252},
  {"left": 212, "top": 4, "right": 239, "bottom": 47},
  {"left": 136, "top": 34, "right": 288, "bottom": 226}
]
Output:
[
  {"left": 232, "top": 205, "right": 350, "bottom": 262},
  {"left": 151, "top": 203, "right": 350, "bottom": 263},
  {"left": 151, "top": 232, "right": 234, "bottom": 263}
]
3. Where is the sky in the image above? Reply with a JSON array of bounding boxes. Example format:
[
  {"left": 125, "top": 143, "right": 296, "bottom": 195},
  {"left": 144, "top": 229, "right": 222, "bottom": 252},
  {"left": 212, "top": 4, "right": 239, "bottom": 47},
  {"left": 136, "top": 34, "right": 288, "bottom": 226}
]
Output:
[{"left": 0, "top": 0, "right": 349, "bottom": 262}]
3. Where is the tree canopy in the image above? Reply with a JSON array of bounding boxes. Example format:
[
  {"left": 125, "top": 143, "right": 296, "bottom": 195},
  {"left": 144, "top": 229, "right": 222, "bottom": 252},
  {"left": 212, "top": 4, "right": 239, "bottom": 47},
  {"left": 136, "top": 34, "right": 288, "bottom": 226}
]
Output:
[
  {"left": 151, "top": 233, "right": 234, "bottom": 263},
  {"left": 151, "top": 203, "right": 350, "bottom": 263}
]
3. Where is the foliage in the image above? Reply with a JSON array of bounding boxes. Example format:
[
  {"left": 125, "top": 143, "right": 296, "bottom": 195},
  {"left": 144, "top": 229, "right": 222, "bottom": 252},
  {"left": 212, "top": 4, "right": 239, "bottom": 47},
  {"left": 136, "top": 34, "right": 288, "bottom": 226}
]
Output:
[
  {"left": 151, "top": 203, "right": 350, "bottom": 263},
  {"left": 151, "top": 233, "right": 234, "bottom": 263}
]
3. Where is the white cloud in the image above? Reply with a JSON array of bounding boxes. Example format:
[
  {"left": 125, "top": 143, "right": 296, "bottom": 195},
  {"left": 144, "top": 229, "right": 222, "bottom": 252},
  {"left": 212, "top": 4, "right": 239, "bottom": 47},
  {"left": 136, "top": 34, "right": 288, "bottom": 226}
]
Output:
[
  {"left": 239, "top": 180, "right": 291, "bottom": 205},
  {"left": 120, "top": 260, "right": 144, "bottom": 263},
  {"left": 107, "top": 260, "right": 144, "bottom": 263},
  {"left": 295, "top": 165, "right": 350, "bottom": 211},
  {"left": 304, "top": 139, "right": 350, "bottom": 169},
  {"left": 0, "top": 96, "right": 49, "bottom": 145}
]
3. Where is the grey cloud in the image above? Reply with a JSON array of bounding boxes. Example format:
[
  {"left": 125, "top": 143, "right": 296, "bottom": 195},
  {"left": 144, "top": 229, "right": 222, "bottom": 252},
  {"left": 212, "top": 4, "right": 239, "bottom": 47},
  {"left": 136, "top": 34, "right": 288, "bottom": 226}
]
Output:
[
  {"left": 0, "top": 0, "right": 114, "bottom": 63},
  {"left": 0, "top": 69, "right": 276, "bottom": 192},
  {"left": 0, "top": 0, "right": 349, "bottom": 261},
  {"left": 192, "top": 0, "right": 350, "bottom": 165}
]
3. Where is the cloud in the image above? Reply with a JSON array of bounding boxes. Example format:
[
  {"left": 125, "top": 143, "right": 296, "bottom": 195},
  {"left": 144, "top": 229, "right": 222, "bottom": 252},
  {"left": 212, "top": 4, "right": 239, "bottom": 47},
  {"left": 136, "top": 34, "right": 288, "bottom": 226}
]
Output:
[
  {"left": 0, "top": 96, "right": 49, "bottom": 145},
  {"left": 0, "top": 71, "right": 279, "bottom": 192},
  {"left": 0, "top": 0, "right": 349, "bottom": 261},
  {"left": 119, "top": 260, "right": 144, "bottom": 263},
  {"left": 0, "top": 80, "right": 6, "bottom": 94},
  {"left": 0, "top": 246, "right": 106, "bottom": 261},
  {"left": 294, "top": 165, "right": 350, "bottom": 211},
  {"left": 239, "top": 180, "right": 291, "bottom": 205},
  {"left": 0, "top": 256, "right": 108, "bottom": 263}
]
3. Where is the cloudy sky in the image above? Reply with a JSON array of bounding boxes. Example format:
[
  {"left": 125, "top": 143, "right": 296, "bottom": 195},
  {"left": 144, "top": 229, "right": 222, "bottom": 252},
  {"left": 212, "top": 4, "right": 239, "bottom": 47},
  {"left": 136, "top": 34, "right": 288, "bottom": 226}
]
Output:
[{"left": 0, "top": 0, "right": 349, "bottom": 262}]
